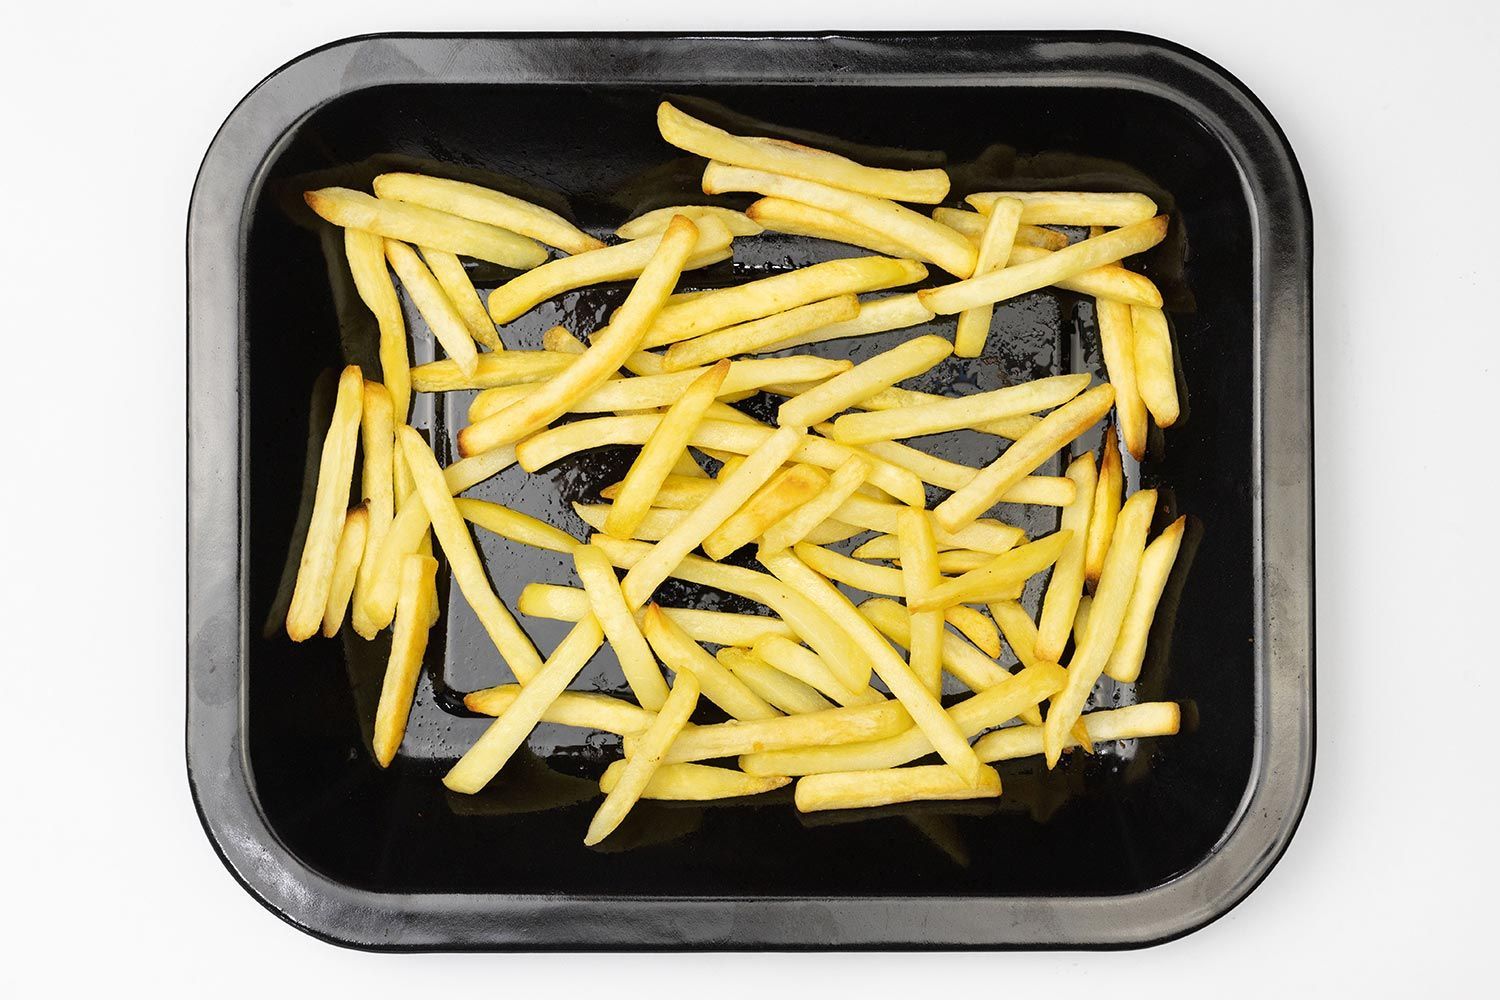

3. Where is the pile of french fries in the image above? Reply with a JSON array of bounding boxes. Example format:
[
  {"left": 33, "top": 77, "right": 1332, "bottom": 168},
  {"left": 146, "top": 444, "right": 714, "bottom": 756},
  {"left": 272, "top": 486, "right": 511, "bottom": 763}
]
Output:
[{"left": 288, "top": 101, "right": 1189, "bottom": 845}]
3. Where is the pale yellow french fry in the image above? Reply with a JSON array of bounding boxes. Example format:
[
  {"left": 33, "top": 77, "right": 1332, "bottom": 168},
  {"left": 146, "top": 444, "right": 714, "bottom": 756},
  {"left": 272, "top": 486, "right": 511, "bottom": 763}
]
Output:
[
  {"left": 1132, "top": 304, "right": 1180, "bottom": 427},
  {"left": 942, "top": 604, "right": 1001, "bottom": 658},
  {"left": 704, "top": 162, "right": 974, "bottom": 277},
  {"left": 849, "top": 438, "right": 1071, "bottom": 505},
  {"left": 857, "top": 598, "right": 1028, "bottom": 709},
  {"left": 1036, "top": 453, "right": 1098, "bottom": 661},
  {"left": 760, "top": 456, "right": 869, "bottom": 554},
  {"left": 571, "top": 544, "right": 669, "bottom": 710},
  {"left": 897, "top": 508, "right": 945, "bottom": 694},
  {"left": 933, "top": 208, "right": 1067, "bottom": 250},
  {"left": 352, "top": 382, "right": 395, "bottom": 639},
  {"left": 751, "top": 635, "right": 884, "bottom": 707},
  {"left": 663, "top": 295, "right": 862, "bottom": 371},
  {"left": 305, "top": 186, "right": 547, "bottom": 269},
  {"left": 321, "top": 504, "right": 370, "bottom": 637},
  {"left": 410, "top": 349, "right": 574, "bottom": 391},
  {"left": 1043, "top": 489, "right": 1156, "bottom": 766},
  {"left": 398, "top": 427, "right": 544, "bottom": 681},
  {"left": 585, "top": 670, "right": 699, "bottom": 845},
  {"left": 935, "top": 383, "right": 1115, "bottom": 532},
  {"left": 1073, "top": 593, "right": 1093, "bottom": 647},
  {"left": 920, "top": 217, "right": 1168, "bottom": 314},
  {"left": 464, "top": 685, "right": 656, "bottom": 735},
  {"left": 955, "top": 196, "right": 1023, "bottom": 358},
  {"left": 661, "top": 102, "right": 950, "bottom": 204},
  {"left": 371, "top": 172, "right": 601, "bottom": 255},
  {"left": 703, "top": 464, "right": 829, "bottom": 560},
  {"left": 805, "top": 384, "right": 1039, "bottom": 442},
  {"left": 1089, "top": 302, "right": 1146, "bottom": 462},
  {"left": 599, "top": 760, "right": 790, "bottom": 800},
  {"left": 987, "top": 600, "right": 1042, "bottom": 664},
  {"left": 967, "top": 190, "right": 1159, "bottom": 226},
  {"left": 287, "top": 366, "right": 364, "bottom": 641},
  {"left": 371, "top": 554, "right": 439, "bottom": 767},
  {"left": 922, "top": 550, "right": 1006, "bottom": 573},
  {"left": 757, "top": 548, "right": 985, "bottom": 785},
  {"left": 640, "top": 606, "right": 779, "bottom": 721},
  {"left": 746, "top": 197, "right": 927, "bottom": 258},
  {"left": 385, "top": 239, "right": 480, "bottom": 376},
  {"left": 763, "top": 292, "right": 935, "bottom": 353},
  {"left": 577, "top": 501, "right": 856, "bottom": 546},
  {"left": 1085, "top": 426, "right": 1124, "bottom": 586},
  {"left": 542, "top": 325, "right": 588, "bottom": 354},
  {"left": 828, "top": 493, "right": 1022, "bottom": 552},
  {"left": 719, "top": 647, "right": 836, "bottom": 715},
  {"left": 618, "top": 204, "right": 763, "bottom": 239},
  {"left": 1104, "top": 516, "right": 1186, "bottom": 683},
  {"left": 743, "top": 662, "right": 1065, "bottom": 777},
  {"left": 517, "top": 582, "right": 798, "bottom": 646},
  {"left": 777, "top": 334, "right": 953, "bottom": 428},
  {"left": 454, "top": 497, "right": 579, "bottom": 553},
  {"left": 828, "top": 373, "right": 1089, "bottom": 444},
  {"left": 418, "top": 246, "right": 502, "bottom": 350},
  {"left": 909, "top": 532, "right": 1072, "bottom": 612},
  {"left": 1000, "top": 246, "right": 1163, "bottom": 307},
  {"left": 795, "top": 764, "right": 1001, "bottom": 812},
  {"left": 443, "top": 616, "right": 605, "bottom": 794},
  {"left": 976, "top": 701, "right": 1180, "bottom": 762},
  {"left": 643, "top": 257, "right": 927, "bottom": 348},
  {"left": 344, "top": 231, "right": 411, "bottom": 420},
  {"left": 793, "top": 542, "right": 933, "bottom": 599},
  {"left": 486, "top": 215, "right": 730, "bottom": 325},
  {"left": 638, "top": 700, "right": 911, "bottom": 764}
]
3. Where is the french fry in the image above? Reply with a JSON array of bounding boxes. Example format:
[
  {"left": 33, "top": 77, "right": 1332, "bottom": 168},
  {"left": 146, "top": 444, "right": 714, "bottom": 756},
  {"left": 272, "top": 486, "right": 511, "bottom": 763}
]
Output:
[
  {"left": 849, "top": 438, "right": 1070, "bottom": 506},
  {"left": 638, "top": 700, "right": 912, "bottom": 764},
  {"left": 608, "top": 361, "right": 729, "bottom": 539},
  {"left": 542, "top": 325, "right": 588, "bottom": 354},
  {"left": 662, "top": 294, "right": 860, "bottom": 370},
  {"left": 418, "top": 246, "right": 502, "bottom": 350},
  {"left": 942, "top": 604, "right": 1002, "bottom": 658},
  {"left": 1096, "top": 298, "right": 1148, "bottom": 459},
  {"left": 742, "top": 662, "right": 1064, "bottom": 777},
  {"left": 757, "top": 548, "right": 985, "bottom": 785},
  {"left": 967, "top": 190, "right": 1159, "bottom": 226},
  {"left": 751, "top": 635, "right": 885, "bottom": 707},
  {"left": 908, "top": 532, "right": 1072, "bottom": 612},
  {"left": 828, "top": 373, "right": 1089, "bottom": 444},
  {"left": 1085, "top": 426, "right": 1124, "bottom": 586},
  {"left": 761, "top": 292, "right": 935, "bottom": 353},
  {"left": 777, "top": 334, "right": 953, "bottom": 428},
  {"left": 933, "top": 208, "right": 1067, "bottom": 250},
  {"left": 455, "top": 498, "right": 579, "bottom": 553},
  {"left": 811, "top": 384, "right": 1039, "bottom": 442},
  {"left": 410, "top": 349, "right": 575, "bottom": 391},
  {"left": 464, "top": 684, "right": 656, "bottom": 735},
  {"left": 286, "top": 366, "right": 364, "bottom": 641},
  {"left": 826, "top": 494, "right": 1022, "bottom": 552},
  {"left": 1073, "top": 593, "right": 1093, "bottom": 647},
  {"left": 1006, "top": 244, "right": 1163, "bottom": 306},
  {"left": 575, "top": 544, "right": 671, "bottom": 710},
  {"left": 580, "top": 502, "right": 862, "bottom": 546},
  {"left": 1035, "top": 453, "right": 1098, "bottom": 661},
  {"left": 898, "top": 508, "right": 945, "bottom": 693},
  {"left": 703, "top": 464, "right": 829, "bottom": 560},
  {"left": 934, "top": 383, "right": 1115, "bottom": 532},
  {"left": 660, "top": 101, "right": 950, "bottom": 203},
  {"left": 352, "top": 382, "right": 395, "bottom": 639},
  {"left": 398, "top": 427, "right": 544, "bottom": 681},
  {"left": 954, "top": 196, "right": 1022, "bottom": 357},
  {"left": 1104, "top": 516, "right": 1186, "bottom": 683},
  {"left": 919, "top": 217, "right": 1168, "bottom": 315},
  {"left": 1132, "top": 305, "right": 1180, "bottom": 427},
  {"left": 718, "top": 647, "right": 836, "bottom": 715},
  {"left": 760, "top": 456, "right": 869, "bottom": 553},
  {"left": 371, "top": 172, "right": 602, "bottom": 255},
  {"left": 910, "top": 550, "right": 1006, "bottom": 573},
  {"left": 857, "top": 598, "right": 1029, "bottom": 709},
  {"left": 703, "top": 162, "right": 975, "bottom": 277},
  {"left": 598, "top": 761, "right": 790, "bottom": 800},
  {"left": 640, "top": 606, "right": 780, "bottom": 720},
  {"left": 461, "top": 217, "right": 703, "bottom": 455},
  {"left": 643, "top": 257, "right": 927, "bottom": 347},
  {"left": 343, "top": 230, "right": 410, "bottom": 420},
  {"left": 793, "top": 542, "right": 932, "bottom": 599},
  {"left": 617, "top": 204, "right": 764, "bottom": 239},
  {"left": 746, "top": 197, "right": 927, "bottom": 259},
  {"left": 304, "top": 187, "right": 547, "bottom": 269},
  {"left": 385, "top": 239, "right": 480, "bottom": 375},
  {"left": 517, "top": 582, "right": 798, "bottom": 646},
  {"left": 585, "top": 670, "right": 700, "bottom": 845},
  {"left": 795, "top": 764, "right": 1002, "bottom": 812},
  {"left": 371, "top": 554, "right": 439, "bottom": 767},
  {"left": 1043, "top": 490, "right": 1157, "bottom": 766},
  {"left": 974, "top": 701, "right": 1180, "bottom": 762},
  {"left": 321, "top": 504, "right": 370, "bottom": 637}
]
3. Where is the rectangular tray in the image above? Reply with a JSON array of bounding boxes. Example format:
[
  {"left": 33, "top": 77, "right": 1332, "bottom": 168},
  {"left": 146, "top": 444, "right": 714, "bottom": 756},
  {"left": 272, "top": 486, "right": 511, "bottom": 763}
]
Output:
[{"left": 187, "top": 31, "right": 1313, "bottom": 950}]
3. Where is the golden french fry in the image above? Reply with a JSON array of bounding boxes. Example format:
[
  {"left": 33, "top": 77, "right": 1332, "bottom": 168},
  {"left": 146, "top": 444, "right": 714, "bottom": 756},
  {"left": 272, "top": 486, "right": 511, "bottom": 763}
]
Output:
[
  {"left": 575, "top": 544, "right": 671, "bottom": 710},
  {"left": 1085, "top": 426, "right": 1124, "bottom": 586},
  {"left": 1043, "top": 489, "right": 1157, "bottom": 766},
  {"left": 793, "top": 542, "right": 927, "bottom": 599},
  {"left": 795, "top": 764, "right": 1001, "bottom": 812},
  {"left": 573, "top": 502, "right": 685, "bottom": 542},
  {"left": 935, "top": 383, "right": 1115, "bottom": 532},
  {"left": 954, "top": 196, "right": 1023, "bottom": 358},
  {"left": 398, "top": 427, "right": 544, "bottom": 681},
  {"left": 704, "top": 464, "right": 828, "bottom": 560},
  {"left": 762, "top": 292, "right": 935, "bottom": 353},
  {"left": 751, "top": 635, "right": 884, "bottom": 707},
  {"left": 987, "top": 600, "right": 1043, "bottom": 663},
  {"left": 640, "top": 606, "right": 779, "bottom": 720},
  {"left": 828, "top": 372, "right": 1089, "bottom": 444},
  {"left": 1105, "top": 516, "right": 1186, "bottom": 683},
  {"left": 760, "top": 456, "right": 869, "bottom": 554},
  {"left": 849, "top": 438, "right": 1070, "bottom": 504},
  {"left": 921, "top": 550, "right": 1006, "bottom": 573},
  {"left": 1006, "top": 244, "right": 1163, "bottom": 306},
  {"left": 418, "top": 246, "right": 502, "bottom": 350},
  {"left": 599, "top": 760, "right": 790, "bottom": 800},
  {"left": 909, "top": 532, "right": 1072, "bottom": 612},
  {"left": 1096, "top": 298, "right": 1148, "bottom": 459},
  {"left": 410, "top": 349, "right": 574, "bottom": 391},
  {"left": 542, "top": 325, "right": 587, "bottom": 354},
  {"left": 827, "top": 493, "right": 1022, "bottom": 551},
  {"left": 305, "top": 186, "right": 547, "bottom": 269},
  {"left": 618, "top": 204, "right": 763, "bottom": 239},
  {"left": 1036, "top": 452, "right": 1098, "bottom": 661},
  {"left": 352, "top": 382, "right": 395, "bottom": 639},
  {"left": 1073, "top": 593, "right": 1093, "bottom": 647},
  {"left": 942, "top": 604, "right": 1001, "bottom": 658},
  {"left": 371, "top": 172, "right": 602, "bottom": 255},
  {"left": 746, "top": 197, "right": 927, "bottom": 259},
  {"left": 777, "top": 334, "right": 953, "bottom": 428},
  {"left": 975, "top": 701, "right": 1180, "bottom": 762},
  {"left": 703, "top": 162, "right": 973, "bottom": 276},
  {"left": 287, "top": 366, "right": 364, "bottom": 641},
  {"left": 640, "top": 700, "right": 911, "bottom": 764},
  {"left": 718, "top": 647, "right": 836, "bottom": 715},
  {"left": 384, "top": 239, "right": 479, "bottom": 376},
  {"left": 933, "top": 208, "right": 1067, "bottom": 250},
  {"left": 660, "top": 101, "right": 950, "bottom": 203},
  {"left": 321, "top": 504, "right": 370, "bottom": 637},
  {"left": 464, "top": 684, "right": 656, "bottom": 735},
  {"left": 371, "top": 554, "right": 439, "bottom": 767},
  {"left": 585, "top": 671, "right": 699, "bottom": 845},
  {"left": 808, "top": 385, "right": 1039, "bottom": 442},
  {"left": 897, "top": 508, "right": 945, "bottom": 694},
  {"left": 967, "top": 190, "right": 1159, "bottom": 226},
  {"left": 662, "top": 295, "right": 860, "bottom": 370},
  {"left": 344, "top": 230, "right": 411, "bottom": 420},
  {"left": 455, "top": 497, "right": 579, "bottom": 553},
  {"left": 1132, "top": 304, "right": 1180, "bottom": 427},
  {"left": 857, "top": 597, "right": 1028, "bottom": 707},
  {"left": 920, "top": 217, "right": 1168, "bottom": 315},
  {"left": 517, "top": 582, "right": 798, "bottom": 646}
]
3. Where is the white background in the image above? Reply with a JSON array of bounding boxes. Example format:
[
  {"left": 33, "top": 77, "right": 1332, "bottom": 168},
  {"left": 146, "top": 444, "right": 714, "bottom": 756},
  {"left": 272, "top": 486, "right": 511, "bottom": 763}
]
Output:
[{"left": 7, "top": 0, "right": 1497, "bottom": 994}]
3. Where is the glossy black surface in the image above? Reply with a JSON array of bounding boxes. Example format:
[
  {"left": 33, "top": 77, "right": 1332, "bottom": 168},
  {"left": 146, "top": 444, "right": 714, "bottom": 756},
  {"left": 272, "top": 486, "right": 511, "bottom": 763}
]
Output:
[{"left": 189, "top": 33, "right": 1313, "bottom": 949}]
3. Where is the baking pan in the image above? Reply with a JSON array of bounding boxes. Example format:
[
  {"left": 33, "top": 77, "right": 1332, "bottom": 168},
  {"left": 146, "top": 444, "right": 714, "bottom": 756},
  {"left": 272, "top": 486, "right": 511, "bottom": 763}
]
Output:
[{"left": 186, "top": 32, "right": 1313, "bottom": 949}]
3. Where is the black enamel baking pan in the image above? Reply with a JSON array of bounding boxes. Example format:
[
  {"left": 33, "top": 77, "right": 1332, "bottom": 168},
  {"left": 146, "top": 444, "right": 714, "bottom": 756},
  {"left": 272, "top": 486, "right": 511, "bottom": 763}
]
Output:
[{"left": 186, "top": 31, "right": 1313, "bottom": 950}]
